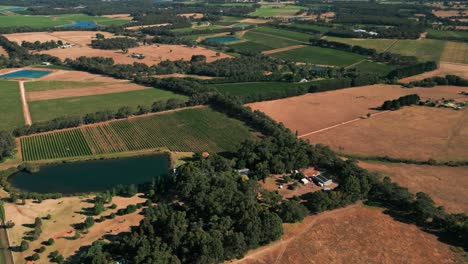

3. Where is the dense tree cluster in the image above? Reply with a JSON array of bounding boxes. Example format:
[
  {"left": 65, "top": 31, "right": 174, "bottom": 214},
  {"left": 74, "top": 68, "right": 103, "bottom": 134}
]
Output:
[
  {"left": 21, "top": 40, "right": 62, "bottom": 50},
  {"left": 387, "top": 61, "right": 438, "bottom": 79},
  {"left": 380, "top": 94, "right": 420, "bottom": 110},
  {"left": 309, "top": 39, "right": 377, "bottom": 56},
  {"left": 91, "top": 37, "right": 139, "bottom": 50},
  {"left": 0, "top": 131, "right": 15, "bottom": 160},
  {"left": 405, "top": 75, "right": 468, "bottom": 87}
]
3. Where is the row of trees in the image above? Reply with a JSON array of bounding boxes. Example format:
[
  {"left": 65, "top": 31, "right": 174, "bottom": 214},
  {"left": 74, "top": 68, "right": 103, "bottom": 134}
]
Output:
[
  {"left": 90, "top": 37, "right": 139, "bottom": 50},
  {"left": 21, "top": 40, "right": 62, "bottom": 50},
  {"left": 0, "top": 131, "right": 15, "bottom": 160},
  {"left": 405, "top": 74, "right": 468, "bottom": 87},
  {"left": 387, "top": 61, "right": 438, "bottom": 79},
  {"left": 380, "top": 94, "right": 420, "bottom": 110}
]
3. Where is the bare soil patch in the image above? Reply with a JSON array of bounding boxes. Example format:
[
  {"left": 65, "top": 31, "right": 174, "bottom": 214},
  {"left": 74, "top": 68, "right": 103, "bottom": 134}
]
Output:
[
  {"left": 432, "top": 10, "right": 468, "bottom": 17},
  {"left": 102, "top": 14, "right": 133, "bottom": 21},
  {"left": 40, "top": 69, "right": 128, "bottom": 82},
  {"left": 125, "top": 23, "right": 170, "bottom": 30},
  {"left": 400, "top": 62, "right": 468, "bottom": 82},
  {"left": 239, "top": 18, "right": 272, "bottom": 24},
  {"left": 26, "top": 82, "right": 149, "bottom": 101},
  {"left": 4, "top": 31, "right": 113, "bottom": 47},
  {"left": 235, "top": 205, "right": 461, "bottom": 264},
  {"left": 4, "top": 195, "right": 145, "bottom": 263},
  {"left": 307, "top": 107, "right": 468, "bottom": 162},
  {"left": 248, "top": 84, "right": 468, "bottom": 135},
  {"left": 262, "top": 45, "right": 305, "bottom": 55},
  {"left": 359, "top": 161, "right": 468, "bottom": 214},
  {"left": 41, "top": 43, "right": 231, "bottom": 65}
]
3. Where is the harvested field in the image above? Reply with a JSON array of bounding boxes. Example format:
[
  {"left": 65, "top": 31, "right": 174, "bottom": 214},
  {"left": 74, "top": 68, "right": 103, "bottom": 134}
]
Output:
[
  {"left": 308, "top": 107, "right": 468, "bottom": 162},
  {"left": 400, "top": 62, "right": 468, "bottom": 82},
  {"left": 359, "top": 161, "right": 468, "bottom": 214},
  {"left": 26, "top": 82, "right": 149, "bottom": 101},
  {"left": 4, "top": 31, "right": 113, "bottom": 47},
  {"left": 262, "top": 44, "right": 305, "bottom": 55},
  {"left": 39, "top": 69, "right": 126, "bottom": 82},
  {"left": 4, "top": 195, "right": 145, "bottom": 263},
  {"left": 124, "top": 23, "right": 170, "bottom": 30},
  {"left": 102, "top": 14, "right": 133, "bottom": 21},
  {"left": 432, "top": 10, "right": 468, "bottom": 17},
  {"left": 249, "top": 84, "right": 468, "bottom": 135},
  {"left": 440, "top": 41, "right": 468, "bottom": 64},
  {"left": 236, "top": 205, "right": 461, "bottom": 264},
  {"left": 239, "top": 18, "right": 271, "bottom": 24}
]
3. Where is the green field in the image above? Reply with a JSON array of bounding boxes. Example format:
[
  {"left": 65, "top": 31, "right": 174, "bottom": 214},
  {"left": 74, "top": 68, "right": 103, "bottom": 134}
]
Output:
[
  {"left": 0, "top": 13, "right": 127, "bottom": 28},
  {"left": 289, "top": 23, "right": 332, "bottom": 34},
  {"left": 241, "top": 31, "right": 299, "bottom": 50},
  {"left": 252, "top": 27, "right": 316, "bottom": 42},
  {"left": 324, "top": 36, "right": 397, "bottom": 52},
  {"left": 271, "top": 46, "right": 365, "bottom": 66},
  {"left": 21, "top": 107, "right": 256, "bottom": 161},
  {"left": 29, "top": 88, "right": 187, "bottom": 122},
  {"left": 0, "top": 80, "right": 24, "bottom": 131},
  {"left": 209, "top": 81, "right": 311, "bottom": 98},
  {"left": 171, "top": 25, "right": 226, "bottom": 33},
  {"left": 427, "top": 29, "right": 468, "bottom": 41},
  {"left": 352, "top": 61, "right": 395, "bottom": 76},
  {"left": 229, "top": 41, "right": 272, "bottom": 53},
  {"left": 249, "top": 5, "right": 302, "bottom": 17},
  {"left": 387, "top": 39, "right": 446, "bottom": 62},
  {"left": 25, "top": 81, "right": 105, "bottom": 92}
]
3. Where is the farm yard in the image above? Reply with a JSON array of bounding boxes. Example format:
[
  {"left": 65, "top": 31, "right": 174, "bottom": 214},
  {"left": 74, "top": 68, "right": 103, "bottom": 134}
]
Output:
[
  {"left": 20, "top": 107, "right": 256, "bottom": 161},
  {"left": 236, "top": 205, "right": 462, "bottom": 264},
  {"left": 359, "top": 161, "right": 468, "bottom": 214},
  {"left": 0, "top": 80, "right": 24, "bottom": 131},
  {"left": 4, "top": 195, "right": 146, "bottom": 263},
  {"left": 308, "top": 107, "right": 468, "bottom": 162}
]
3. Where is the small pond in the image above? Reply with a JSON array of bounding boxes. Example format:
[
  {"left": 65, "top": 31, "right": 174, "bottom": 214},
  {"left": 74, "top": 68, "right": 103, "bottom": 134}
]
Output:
[
  {"left": 9, "top": 155, "right": 169, "bottom": 194},
  {"left": 205, "top": 36, "right": 240, "bottom": 43},
  {"left": 63, "top": 21, "right": 97, "bottom": 29},
  {"left": 0, "top": 69, "right": 52, "bottom": 79}
]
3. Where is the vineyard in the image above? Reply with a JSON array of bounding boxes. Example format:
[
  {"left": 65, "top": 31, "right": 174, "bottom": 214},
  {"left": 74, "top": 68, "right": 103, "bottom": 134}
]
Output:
[{"left": 20, "top": 107, "right": 255, "bottom": 161}]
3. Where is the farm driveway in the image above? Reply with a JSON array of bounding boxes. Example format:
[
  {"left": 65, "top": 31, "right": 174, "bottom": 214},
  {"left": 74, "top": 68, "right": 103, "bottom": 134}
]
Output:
[{"left": 19, "top": 81, "right": 32, "bottom": 125}]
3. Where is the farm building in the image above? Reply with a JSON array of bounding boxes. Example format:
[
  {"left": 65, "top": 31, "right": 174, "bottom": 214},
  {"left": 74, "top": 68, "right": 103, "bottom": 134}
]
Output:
[
  {"left": 237, "top": 168, "right": 251, "bottom": 176},
  {"left": 301, "top": 178, "right": 310, "bottom": 184},
  {"left": 313, "top": 174, "right": 332, "bottom": 187}
]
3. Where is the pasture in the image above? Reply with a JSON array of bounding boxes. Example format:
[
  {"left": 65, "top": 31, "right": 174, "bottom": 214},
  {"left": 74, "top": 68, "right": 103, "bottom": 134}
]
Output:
[
  {"left": 323, "top": 36, "right": 397, "bottom": 52},
  {"left": 289, "top": 23, "right": 331, "bottom": 34},
  {"left": 0, "top": 13, "right": 127, "bottom": 28},
  {"left": 248, "top": 84, "right": 468, "bottom": 136},
  {"left": 241, "top": 31, "right": 299, "bottom": 50},
  {"left": 270, "top": 46, "right": 365, "bottom": 66},
  {"left": 208, "top": 81, "right": 311, "bottom": 98},
  {"left": 0, "top": 80, "right": 24, "bottom": 131},
  {"left": 249, "top": 5, "right": 302, "bottom": 17},
  {"left": 28, "top": 88, "right": 187, "bottom": 122},
  {"left": 229, "top": 41, "right": 272, "bottom": 53},
  {"left": 427, "top": 28, "right": 468, "bottom": 41},
  {"left": 20, "top": 107, "right": 256, "bottom": 161},
  {"left": 360, "top": 161, "right": 468, "bottom": 214},
  {"left": 236, "top": 205, "right": 460, "bottom": 264},
  {"left": 252, "top": 27, "right": 315, "bottom": 42},
  {"left": 308, "top": 107, "right": 468, "bottom": 162},
  {"left": 352, "top": 61, "right": 395, "bottom": 76}
]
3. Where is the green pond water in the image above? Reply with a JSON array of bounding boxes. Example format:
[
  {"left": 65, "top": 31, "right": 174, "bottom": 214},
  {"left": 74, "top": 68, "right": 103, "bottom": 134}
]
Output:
[{"left": 9, "top": 155, "right": 169, "bottom": 194}]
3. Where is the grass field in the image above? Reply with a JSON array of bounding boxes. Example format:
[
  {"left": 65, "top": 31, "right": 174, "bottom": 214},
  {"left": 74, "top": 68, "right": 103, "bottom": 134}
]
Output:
[
  {"left": 208, "top": 81, "right": 312, "bottom": 98},
  {"left": 171, "top": 25, "right": 225, "bottom": 33},
  {"left": 271, "top": 46, "right": 365, "bottom": 66},
  {"left": 440, "top": 41, "right": 468, "bottom": 64},
  {"left": 229, "top": 41, "right": 272, "bottom": 53},
  {"left": 249, "top": 5, "right": 302, "bottom": 17},
  {"left": 241, "top": 31, "right": 299, "bottom": 50},
  {"left": 289, "top": 23, "right": 331, "bottom": 34},
  {"left": 29, "top": 88, "right": 187, "bottom": 122},
  {"left": 427, "top": 28, "right": 468, "bottom": 41},
  {"left": 0, "top": 13, "right": 128, "bottom": 28},
  {"left": 352, "top": 61, "right": 395, "bottom": 76},
  {"left": 324, "top": 36, "right": 397, "bottom": 52},
  {"left": 0, "top": 80, "right": 24, "bottom": 131},
  {"left": 388, "top": 39, "right": 446, "bottom": 62},
  {"left": 25, "top": 81, "right": 105, "bottom": 92},
  {"left": 252, "top": 27, "right": 316, "bottom": 42},
  {"left": 21, "top": 107, "right": 256, "bottom": 161}
]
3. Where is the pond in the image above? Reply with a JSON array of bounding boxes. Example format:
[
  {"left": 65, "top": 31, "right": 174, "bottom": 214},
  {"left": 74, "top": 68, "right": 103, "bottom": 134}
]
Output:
[
  {"left": 205, "top": 36, "right": 240, "bottom": 43},
  {"left": 9, "top": 155, "right": 169, "bottom": 194},
  {"left": 63, "top": 21, "right": 97, "bottom": 29},
  {"left": 0, "top": 69, "right": 52, "bottom": 79}
]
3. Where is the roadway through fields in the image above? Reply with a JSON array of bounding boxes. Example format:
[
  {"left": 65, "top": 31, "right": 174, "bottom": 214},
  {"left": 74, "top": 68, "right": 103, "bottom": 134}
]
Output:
[
  {"left": 18, "top": 81, "right": 32, "bottom": 126},
  {"left": 298, "top": 110, "right": 390, "bottom": 138}
]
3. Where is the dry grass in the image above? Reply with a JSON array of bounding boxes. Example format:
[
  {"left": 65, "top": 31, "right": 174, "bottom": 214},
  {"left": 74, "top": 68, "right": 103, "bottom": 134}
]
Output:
[
  {"left": 440, "top": 41, "right": 468, "bottom": 64},
  {"left": 4, "top": 31, "right": 114, "bottom": 47},
  {"left": 307, "top": 107, "right": 468, "bottom": 162},
  {"left": 248, "top": 84, "right": 468, "bottom": 135},
  {"left": 235, "top": 205, "right": 462, "bottom": 264},
  {"left": 239, "top": 18, "right": 272, "bottom": 24},
  {"left": 359, "top": 161, "right": 468, "bottom": 214},
  {"left": 4, "top": 195, "right": 145, "bottom": 263},
  {"left": 40, "top": 69, "right": 127, "bottom": 82},
  {"left": 101, "top": 14, "right": 133, "bottom": 21},
  {"left": 400, "top": 62, "right": 468, "bottom": 82}
]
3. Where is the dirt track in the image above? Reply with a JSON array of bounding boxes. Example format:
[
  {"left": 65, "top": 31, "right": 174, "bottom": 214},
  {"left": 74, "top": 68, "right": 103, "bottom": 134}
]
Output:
[
  {"left": 262, "top": 45, "right": 305, "bottom": 55},
  {"left": 19, "top": 81, "right": 32, "bottom": 125}
]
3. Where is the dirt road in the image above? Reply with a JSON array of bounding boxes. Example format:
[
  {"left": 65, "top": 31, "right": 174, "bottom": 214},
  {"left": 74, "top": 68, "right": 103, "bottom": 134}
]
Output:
[
  {"left": 0, "top": 222, "right": 14, "bottom": 264},
  {"left": 18, "top": 81, "right": 32, "bottom": 126}
]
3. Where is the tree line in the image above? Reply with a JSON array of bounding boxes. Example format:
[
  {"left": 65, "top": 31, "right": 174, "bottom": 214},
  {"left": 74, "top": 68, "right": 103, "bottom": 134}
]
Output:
[
  {"left": 404, "top": 75, "right": 468, "bottom": 87},
  {"left": 21, "top": 40, "right": 62, "bottom": 51},
  {"left": 91, "top": 37, "right": 139, "bottom": 50},
  {"left": 380, "top": 94, "right": 420, "bottom": 110}
]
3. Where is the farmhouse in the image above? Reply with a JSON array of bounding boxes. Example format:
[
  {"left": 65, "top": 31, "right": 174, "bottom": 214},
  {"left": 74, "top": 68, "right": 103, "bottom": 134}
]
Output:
[
  {"left": 313, "top": 174, "right": 332, "bottom": 187},
  {"left": 301, "top": 178, "right": 310, "bottom": 184},
  {"left": 131, "top": 53, "right": 145, "bottom": 59}
]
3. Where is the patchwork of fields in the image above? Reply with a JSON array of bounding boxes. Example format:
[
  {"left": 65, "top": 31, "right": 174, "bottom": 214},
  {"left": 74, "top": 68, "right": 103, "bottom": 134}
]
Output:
[{"left": 20, "top": 107, "right": 256, "bottom": 161}]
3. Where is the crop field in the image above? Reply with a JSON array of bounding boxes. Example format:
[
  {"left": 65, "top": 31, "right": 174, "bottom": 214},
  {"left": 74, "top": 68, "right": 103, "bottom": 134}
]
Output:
[
  {"left": 252, "top": 27, "right": 315, "bottom": 42},
  {"left": 171, "top": 25, "right": 225, "bottom": 33},
  {"left": 324, "top": 36, "right": 397, "bottom": 52},
  {"left": 388, "top": 39, "right": 447, "bottom": 62},
  {"left": 20, "top": 107, "right": 256, "bottom": 161},
  {"left": 271, "top": 46, "right": 365, "bottom": 66},
  {"left": 360, "top": 161, "right": 468, "bottom": 213},
  {"left": 229, "top": 41, "right": 272, "bottom": 53},
  {"left": 427, "top": 28, "right": 468, "bottom": 41},
  {"left": 208, "top": 81, "right": 311, "bottom": 98},
  {"left": 242, "top": 31, "right": 299, "bottom": 50},
  {"left": 309, "top": 107, "right": 468, "bottom": 162},
  {"left": 0, "top": 13, "right": 128, "bottom": 28},
  {"left": 25, "top": 81, "right": 105, "bottom": 92},
  {"left": 440, "top": 41, "right": 468, "bottom": 64},
  {"left": 0, "top": 80, "right": 24, "bottom": 131},
  {"left": 352, "top": 61, "right": 395, "bottom": 76},
  {"left": 289, "top": 23, "right": 331, "bottom": 34},
  {"left": 400, "top": 62, "right": 468, "bottom": 82},
  {"left": 236, "top": 205, "right": 461, "bottom": 264},
  {"left": 249, "top": 5, "right": 302, "bottom": 17},
  {"left": 28, "top": 88, "right": 187, "bottom": 122}
]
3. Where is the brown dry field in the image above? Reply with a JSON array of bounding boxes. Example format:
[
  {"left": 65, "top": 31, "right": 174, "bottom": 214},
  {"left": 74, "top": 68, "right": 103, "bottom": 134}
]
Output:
[
  {"left": 239, "top": 18, "right": 272, "bottom": 24},
  {"left": 359, "top": 161, "right": 468, "bottom": 214},
  {"left": 308, "top": 107, "right": 468, "bottom": 162},
  {"left": 102, "top": 14, "right": 133, "bottom": 21},
  {"left": 40, "top": 69, "right": 128, "bottom": 82},
  {"left": 234, "top": 205, "right": 462, "bottom": 264},
  {"left": 400, "top": 62, "right": 468, "bottom": 82},
  {"left": 432, "top": 10, "right": 468, "bottom": 17},
  {"left": 440, "top": 42, "right": 468, "bottom": 64},
  {"left": 5, "top": 195, "right": 145, "bottom": 263},
  {"left": 4, "top": 31, "right": 114, "bottom": 47},
  {"left": 262, "top": 45, "right": 305, "bottom": 55},
  {"left": 248, "top": 84, "right": 468, "bottom": 135},
  {"left": 26, "top": 82, "right": 149, "bottom": 101},
  {"left": 124, "top": 23, "right": 170, "bottom": 30}
]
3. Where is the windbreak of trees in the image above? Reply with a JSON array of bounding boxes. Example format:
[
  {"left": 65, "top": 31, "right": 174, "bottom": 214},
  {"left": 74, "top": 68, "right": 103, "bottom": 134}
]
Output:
[
  {"left": 21, "top": 40, "right": 62, "bottom": 50},
  {"left": 91, "top": 37, "right": 139, "bottom": 50},
  {"left": 0, "top": 131, "right": 15, "bottom": 160},
  {"left": 308, "top": 74, "right": 380, "bottom": 93},
  {"left": 380, "top": 94, "right": 420, "bottom": 110},
  {"left": 387, "top": 61, "right": 438, "bottom": 79},
  {"left": 405, "top": 75, "right": 468, "bottom": 87}
]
